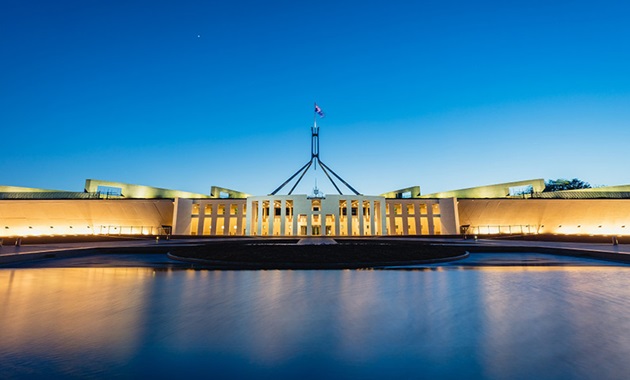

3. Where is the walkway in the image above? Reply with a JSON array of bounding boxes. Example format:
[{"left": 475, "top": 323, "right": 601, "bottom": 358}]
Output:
[
  {"left": 1, "top": 236, "right": 630, "bottom": 265},
  {"left": 396, "top": 236, "right": 630, "bottom": 255}
]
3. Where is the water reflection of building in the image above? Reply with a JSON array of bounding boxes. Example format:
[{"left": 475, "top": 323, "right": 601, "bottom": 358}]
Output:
[{"left": 2, "top": 178, "right": 630, "bottom": 237}]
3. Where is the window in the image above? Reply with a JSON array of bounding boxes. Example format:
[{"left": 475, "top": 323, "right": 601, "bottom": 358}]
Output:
[
  {"left": 363, "top": 201, "right": 371, "bottom": 217},
  {"left": 286, "top": 201, "right": 293, "bottom": 217},
  {"left": 262, "top": 201, "right": 269, "bottom": 218},
  {"left": 96, "top": 185, "right": 122, "bottom": 196},
  {"left": 509, "top": 185, "right": 533, "bottom": 197},
  {"left": 311, "top": 199, "right": 321, "bottom": 211}
]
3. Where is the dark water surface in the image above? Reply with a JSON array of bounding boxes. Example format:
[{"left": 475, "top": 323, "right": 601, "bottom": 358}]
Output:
[{"left": 2, "top": 254, "right": 630, "bottom": 379}]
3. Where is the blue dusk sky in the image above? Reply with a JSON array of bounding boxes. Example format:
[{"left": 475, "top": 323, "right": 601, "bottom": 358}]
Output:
[{"left": 2, "top": 0, "right": 630, "bottom": 196}]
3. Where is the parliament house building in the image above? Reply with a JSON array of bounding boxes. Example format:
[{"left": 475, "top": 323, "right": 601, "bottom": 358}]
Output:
[
  {"left": 3, "top": 114, "right": 630, "bottom": 239},
  {"left": 2, "top": 177, "right": 630, "bottom": 238}
]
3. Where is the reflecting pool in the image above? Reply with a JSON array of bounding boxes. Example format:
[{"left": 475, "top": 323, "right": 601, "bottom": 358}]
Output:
[{"left": 2, "top": 254, "right": 630, "bottom": 379}]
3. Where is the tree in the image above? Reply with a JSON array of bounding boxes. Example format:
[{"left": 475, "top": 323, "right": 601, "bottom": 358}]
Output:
[{"left": 543, "top": 178, "right": 592, "bottom": 192}]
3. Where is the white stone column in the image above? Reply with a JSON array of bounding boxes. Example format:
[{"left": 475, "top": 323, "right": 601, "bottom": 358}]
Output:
[
  {"left": 414, "top": 202, "right": 421, "bottom": 235},
  {"left": 268, "top": 199, "right": 275, "bottom": 236},
  {"left": 307, "top": 209, "right": 312, "bottom": 236},
  {"left": 335, "top": 201, "right": 341, "bottom": 236},
  {"left": 211, "top": 203, "right": 218, "bottom": 236},
  {"left": 280, "top": 199, "right": 286, "bottom": 236},
  {"left": 223, "top": 203, "right": 230, "bottom": 236},
  {"left": 369, "top": 200, "right": 375, "bottom": 236},
  {"left": 380, "top": 201, "right": 387, "bottom": 236},
  {"left": 245, "top": 198, "right": 253, "bottom": 236},
  {"left": 358, "top": 198, "right": 364, "bottom": 236},
  {"left": 388, "top": 202, "right": 396, "bottom": 236},
  {"left": 257, "top": 200, "right": 263, "bottom": 236},
  {"left": 346, "top": 201, "right": 353, "bottom": 236},
  {"left": 402, "top": 202, "right": 409, "bottom": 235},
  {"left": 266, "top": 199, "right": 272, "bottom": 236},
  {"left": 197, "top": 214, "right": 204, "bottom": 236},
  {"left": 236, "top": 203, "right": 244, "bottom": 236}
]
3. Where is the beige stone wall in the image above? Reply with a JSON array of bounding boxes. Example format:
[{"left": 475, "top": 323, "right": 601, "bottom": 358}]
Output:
[
  {"left": 438, "top": 198, "right": 460, "bottom": 235},
  {"left": 0, "top": 199, "right": 173, "bottom": 236},
  {"left": 458, "top": 199, "right": 630, "bottom": 235},
  {"left": 172, "top": 198, "right": 193, "bottom": 235}
]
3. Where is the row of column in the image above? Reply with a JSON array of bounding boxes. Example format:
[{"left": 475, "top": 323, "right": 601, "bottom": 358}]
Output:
[
  {"left": 246, "top": 196, "right": 387, "bottom": 236},
  {"left": 192, "top": 200, "right": 247, "bottom": 236},
  {"left": 174, "top": 197, "right": 457, "bottom": 236},
  {"left": 387, "top": 201, "right": 439, "bottom": 235}
]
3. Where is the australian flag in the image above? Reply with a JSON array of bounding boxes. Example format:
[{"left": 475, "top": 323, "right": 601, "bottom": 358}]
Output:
[{"left": 314, "top": 103, "right": 325, "bottom": 118}]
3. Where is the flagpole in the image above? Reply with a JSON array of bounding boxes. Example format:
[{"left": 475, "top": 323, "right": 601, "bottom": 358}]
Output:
[
  {"left": 313, "top": 102, "right": 317, "bottom": 170},
  {"left": 271, "top": 102, "right": 360, "bottom": 195}
]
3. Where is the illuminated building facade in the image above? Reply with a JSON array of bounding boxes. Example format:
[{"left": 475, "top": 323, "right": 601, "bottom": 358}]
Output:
[{"left": 2, "top": 178, "right": 630, "bottom": 237}]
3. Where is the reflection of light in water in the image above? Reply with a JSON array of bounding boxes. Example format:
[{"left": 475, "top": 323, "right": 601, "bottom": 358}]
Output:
[
  {"left": 478, "top": 268, "right": 630, "bottom": 379},
  {"left": 336, "top": 270, "right": 380, "bottom": 361},
  {"left": 3, "top": 263, "right": 630, "bottom": 378},
  {"left": 246, "top": 269, "right": 329, "bottom": 364},
  {"left": 0, "top": 268, "right": 151, "bottom": 368}
]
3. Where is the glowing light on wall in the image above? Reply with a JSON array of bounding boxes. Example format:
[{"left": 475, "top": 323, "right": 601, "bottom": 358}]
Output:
[
  {"left": 548, "top": 224, "right": 628, "bottom": 236},
  {"left": 0, "top": 224, "right": 167, "bottom": 237},
  {"left": 472, "top": 224, "right": 630, "bottom": 236}
]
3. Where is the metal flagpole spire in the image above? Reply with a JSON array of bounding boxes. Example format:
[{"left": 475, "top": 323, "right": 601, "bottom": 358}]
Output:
[
  {"left": 270, "top": 103, "right": 360, "bottom": 196},
  {"left": 312, "top": 102, "right": 318, "bottom": 171}
]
